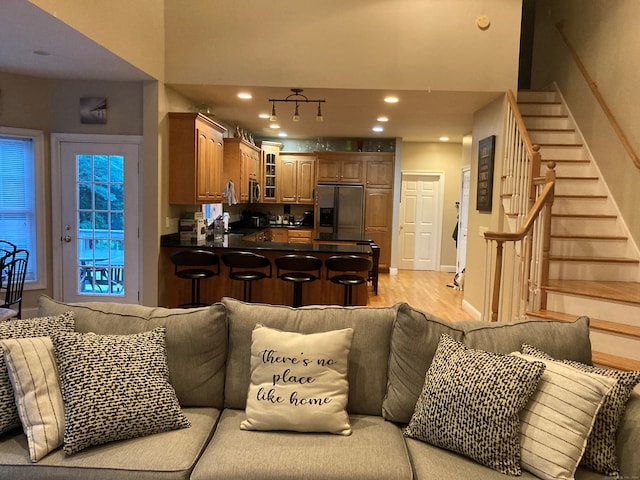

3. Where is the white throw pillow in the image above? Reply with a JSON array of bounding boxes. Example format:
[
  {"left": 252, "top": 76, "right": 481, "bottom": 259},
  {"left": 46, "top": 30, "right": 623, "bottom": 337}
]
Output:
[
  {"left": 512, "top": 352, "right": 617, "bottom": 480},
  {"left": 241, "top": 324, "right": 354, "bottom": 435},
  {"left": 0, "top": 337, "right": 64, "bottom": 462}
]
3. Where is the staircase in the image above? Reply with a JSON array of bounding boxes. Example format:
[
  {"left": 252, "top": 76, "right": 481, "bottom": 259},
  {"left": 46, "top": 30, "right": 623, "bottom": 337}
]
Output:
[{"left": 515, "top": 89, "right": 640, "bottom": 371}]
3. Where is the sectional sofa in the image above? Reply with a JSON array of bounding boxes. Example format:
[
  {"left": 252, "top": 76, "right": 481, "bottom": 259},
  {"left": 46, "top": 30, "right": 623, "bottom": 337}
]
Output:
[{"left": 0, "top": 296, "right": 637, "bottom": 479}]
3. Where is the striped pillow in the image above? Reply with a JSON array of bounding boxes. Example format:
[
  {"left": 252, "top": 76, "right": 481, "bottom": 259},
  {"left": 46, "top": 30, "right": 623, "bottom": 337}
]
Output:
[
  {"left": 0, "top": 337, "right": 64, "bottom": 462},
  {"left": 512, "top": 353, "right": 617, "bottom": 480}
]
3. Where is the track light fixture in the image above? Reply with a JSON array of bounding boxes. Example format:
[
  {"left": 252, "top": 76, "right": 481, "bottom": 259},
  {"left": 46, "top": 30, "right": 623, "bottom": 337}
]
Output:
[{"left": 268, "top": 88, "right": 325, "bottom": 122}]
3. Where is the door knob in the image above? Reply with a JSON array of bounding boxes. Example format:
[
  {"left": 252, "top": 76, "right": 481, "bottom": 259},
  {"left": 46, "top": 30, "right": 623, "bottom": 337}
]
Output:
[{"left": 63, "top": 235, "right": 72, "bottom": 243}]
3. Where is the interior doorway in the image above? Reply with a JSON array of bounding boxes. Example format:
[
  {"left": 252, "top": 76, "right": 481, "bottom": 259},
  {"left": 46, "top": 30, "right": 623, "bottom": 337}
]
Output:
[
  {"left": 398, "top": 172, "right": 443, "bottom": 270},
  {"left": 51, "top": 134, "right": 141, "bottom": 303}
]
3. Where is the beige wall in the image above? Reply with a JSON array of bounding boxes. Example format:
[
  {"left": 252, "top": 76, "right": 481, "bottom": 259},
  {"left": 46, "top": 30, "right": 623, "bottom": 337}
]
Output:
[
  {"left": 30, "top": 0, "right": 165, "bottom": 81},
  {"left": 463, "top": 95, "right": 507, "bottom": 318},
  {"left": 164, "top": 0, "right": 522, "bottom": 92},
  {"left": 400, "top": 142, "right": 464, "bottom": 270},
  {"left": 532, "top": 0, "right": 640, "bottom": 246}
]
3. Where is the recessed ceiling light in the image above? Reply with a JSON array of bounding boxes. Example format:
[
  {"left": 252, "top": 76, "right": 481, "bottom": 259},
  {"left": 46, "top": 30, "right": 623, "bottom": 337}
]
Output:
[
  {"left": 258, "top": 113, "right": 270, "bottom": 119},
  {"left": 439, "top": 136, "right": 449, "bottom": 142},
  {"left": 278, "top": 132, "right": 288, "bottom": 137},
  {"left": 269, "top": 124, "right": 280, "bottom": 129},
  {"left": 384, "top": 96, "right": 399, "bottom": 103},
  {"left": 377, "top": 116, "right": 389, "bottom": 122},
  {"left": 237, "top": 92, "right": 252, "bottom": 99},
  {"left": 372, "top": 125, "right": 384, "bottom": 132}
]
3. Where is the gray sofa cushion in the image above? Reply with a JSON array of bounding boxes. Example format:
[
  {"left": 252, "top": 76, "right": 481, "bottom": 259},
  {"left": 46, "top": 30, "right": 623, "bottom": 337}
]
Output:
[
  {"left": 222, "top": 298, "right": 396, "bottom": 415},
  {"left": 0, "top": 407, "right": 219, "bottom": 480},
  {"left": 191, "top": 409, "right": 413, "bottom": 480},
  {"left": 383, "top": 303, "right": 466, "bottom": 423},
  {"left": 37, "top": 295, "right": 227, "bottom": 408},
  {"left": 461, "top": 316, "right": 592, "bottom": 364}
]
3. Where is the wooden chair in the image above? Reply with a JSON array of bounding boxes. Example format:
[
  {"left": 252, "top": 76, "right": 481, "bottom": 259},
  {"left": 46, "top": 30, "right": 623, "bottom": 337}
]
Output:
[{"left": 1, "top": 249, "right": 29, "bottom": 319}]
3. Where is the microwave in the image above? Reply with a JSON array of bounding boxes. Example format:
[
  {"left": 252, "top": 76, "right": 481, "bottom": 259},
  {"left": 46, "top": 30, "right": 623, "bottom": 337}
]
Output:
[{"left": 249, "top": 180, "right": 261, "bottom": 203}]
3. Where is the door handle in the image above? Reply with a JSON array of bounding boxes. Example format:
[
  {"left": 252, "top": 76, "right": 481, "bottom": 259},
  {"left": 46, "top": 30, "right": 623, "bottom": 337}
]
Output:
[{"left": 63, "top": 235, "right": 72, "bottom": 243}]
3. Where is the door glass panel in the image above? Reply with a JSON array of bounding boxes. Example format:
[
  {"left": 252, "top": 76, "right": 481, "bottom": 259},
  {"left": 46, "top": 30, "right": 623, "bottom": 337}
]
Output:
[{"left": 76, "top": 154, "right": 125, "bottom": 296}]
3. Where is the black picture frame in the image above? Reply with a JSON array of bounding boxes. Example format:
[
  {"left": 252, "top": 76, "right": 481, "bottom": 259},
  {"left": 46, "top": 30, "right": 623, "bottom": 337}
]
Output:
[
  {"left": 476, "top": 135, "right": 496, "bottom": 211},
  {"left": 80, "top": 97, "right": 107, "bottom": 124}
]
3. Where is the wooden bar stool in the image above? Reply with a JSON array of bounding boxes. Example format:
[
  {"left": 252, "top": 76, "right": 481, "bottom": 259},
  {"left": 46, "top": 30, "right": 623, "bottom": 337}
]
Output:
[
  {"left": 275, "top": 254, "right": 322, "bottom": 307},
  {"left": 325, "top": 255, "right": 372, "bottom": 306},
  {"left": 170, "top": 250, "right": 220, "bottom": 307},
  {"left": 222, "top": 251, "right": 272, "bottom": 302}
]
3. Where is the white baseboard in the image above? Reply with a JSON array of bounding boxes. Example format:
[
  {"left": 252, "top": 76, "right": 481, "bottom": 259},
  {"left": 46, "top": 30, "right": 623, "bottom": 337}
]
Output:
[
  {"left": 462, "top": 299, "right": 482, "bottom": 320},
  {"left": 440, "top": 265, "right": 457, "bottom": 273}
]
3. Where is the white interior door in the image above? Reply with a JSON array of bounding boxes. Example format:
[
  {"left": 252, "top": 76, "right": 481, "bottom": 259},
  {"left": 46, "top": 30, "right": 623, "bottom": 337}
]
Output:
[
  {"left": 57, "top": 140, "right": 139, "bottom": 303},
  {"left": 456, "top": 167, "right": 470, "bottom": 273},
  {"left": 398, "top": 174, "right": 442, "bottom": 270}
]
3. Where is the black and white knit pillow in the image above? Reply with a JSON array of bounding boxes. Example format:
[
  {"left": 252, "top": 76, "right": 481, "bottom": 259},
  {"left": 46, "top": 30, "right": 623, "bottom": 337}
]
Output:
[
  {"left": 403, "top": 334, "right": 545, "bottom": 476},
  {"left": 0, "top": 312, "right": 75, "bottom": 434},
  {"left": 522, "top": 344, "right": 640, "bottom": 476},
  {"left": 51, "top": 327, "right": 190, "bottom": 455}
]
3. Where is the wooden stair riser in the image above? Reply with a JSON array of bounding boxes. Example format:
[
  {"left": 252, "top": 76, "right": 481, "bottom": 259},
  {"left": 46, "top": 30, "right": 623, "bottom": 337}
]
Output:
[
  {"left": 528, "top": 130, "right": 581, "bottom": 145},
  {"left": 550, "top": 237, "right": 633, "bottom": 258},
  {"left": 553, "top": 178, "right": 606, "bottom": 196},
  {"left": 517, "top": 103, "right": 565, "bottom": 116},
  {"left": 589, "top": 330, "right": 640, "bottom": 362},
  {"left": 550, "top": 215, "right": 621, "bottom": 236},
  {"left": 517, "top": 91, "right": 560, "bottom": 103},
  {"left": 552, "top": 196, "right": 611, "bottom": 215},
  {"left": 549, "top": 261, "right": 639, "bottom": 282},
  {"left": 545, "top": 291, "right": 640, "bottom": 324},
  {"left": 550, "top": 160, "right": 597, "bottom": 177},
  {"left": 537, "top": 145, "right": 589, "bottom": 160}
]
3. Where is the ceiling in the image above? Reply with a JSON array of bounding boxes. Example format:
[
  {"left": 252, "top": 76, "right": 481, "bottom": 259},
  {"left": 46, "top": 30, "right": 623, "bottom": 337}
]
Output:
[{"left": 0, "top": 1, "right": 506, "bottom": 143}]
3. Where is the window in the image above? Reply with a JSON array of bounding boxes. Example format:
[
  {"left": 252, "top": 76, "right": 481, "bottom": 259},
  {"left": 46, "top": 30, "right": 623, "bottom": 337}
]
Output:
[{"left": 0, "top": 127, "right": 45, "bottom": 288}]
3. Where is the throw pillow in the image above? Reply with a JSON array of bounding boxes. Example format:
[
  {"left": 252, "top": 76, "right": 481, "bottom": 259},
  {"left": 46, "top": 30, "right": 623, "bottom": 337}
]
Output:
[
  {"left": 0, "top": 337, "right": 64, "bottom": 462},
  {"left": 51, "top": 328, "right": 190, "bottom": 455},
  {"left": 240, "top": 324, "right": 354, "bottom": 435},
  {"left": 521, "top": 344, "right": 640, "bottom": 476},
  {"left": 512, "top": 352, "right": 617, "bottom": 480},
  {"left": 403, "top": 334, "right": 545, "bottom": 476},
  {"left": 0, "top": 312, "right": 75, "bottom": 434}
]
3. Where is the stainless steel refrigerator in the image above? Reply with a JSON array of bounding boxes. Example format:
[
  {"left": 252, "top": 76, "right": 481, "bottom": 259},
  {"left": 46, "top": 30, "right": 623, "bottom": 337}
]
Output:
[{"left": 317, "top": 185, "right": 364, "bottom": 237}]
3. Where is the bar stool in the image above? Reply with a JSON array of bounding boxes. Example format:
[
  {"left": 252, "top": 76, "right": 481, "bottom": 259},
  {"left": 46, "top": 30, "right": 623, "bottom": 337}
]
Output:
[
  {"left": 356, "top": 241, "right": 380, "bottom": 295},
  {"left": 275, "top": 255, "right": 322, "bottom": 307},
  {"left": 325, "top": 255, "right": 373, "bottom": 306},
  {"left": 170, "top": 250, "right": 220, "bottom": 307},
  {"left": 222, "top": 251, "right": 272, "bottom": 302}
]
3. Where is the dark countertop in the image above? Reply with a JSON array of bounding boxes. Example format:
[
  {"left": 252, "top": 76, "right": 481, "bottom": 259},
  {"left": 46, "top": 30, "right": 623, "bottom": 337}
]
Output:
[{"left": 160, "top": 233, "right": 371, "bottom": 254}]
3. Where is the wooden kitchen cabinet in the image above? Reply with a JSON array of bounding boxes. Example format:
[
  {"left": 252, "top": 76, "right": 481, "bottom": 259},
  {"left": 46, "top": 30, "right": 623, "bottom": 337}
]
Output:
[
  {"left": 270, "top": 228, "right": 288, "bottom": 242},
  {"left": 223, "top": 137, "right": 261, "bottom": 202},
  {"left": 169, "top": 113, "right": 226, "bottom": 204},
  {"left": 259, "top": 141, "right": 281, "bottom": 204},
  {"left": 365, "top": 154, "right": 395, "bottom": 188},
  {"left": 287, "top": 228, "right": 313, "bottom": 243},
  {"left": 316, "top": 153, "right": 364, "bottom": 184},
  {"left": 365, "top": 188, "right": 393, "bottom": 271},
  {"left": 279, "top": 153, "right": 316, "bottom": 204}
]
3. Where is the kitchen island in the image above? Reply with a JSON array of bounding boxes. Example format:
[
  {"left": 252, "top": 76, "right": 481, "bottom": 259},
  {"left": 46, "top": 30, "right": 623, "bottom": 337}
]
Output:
[{"left": 159, "top": 233, "right": 373, "bottom": 307}]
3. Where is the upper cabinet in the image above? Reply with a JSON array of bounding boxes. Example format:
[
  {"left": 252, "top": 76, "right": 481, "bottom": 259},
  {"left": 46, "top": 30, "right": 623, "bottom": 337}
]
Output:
[
  {"left": 279, "top": 153, "right": 316, "bottom": 204},
  {"left": 316, "top": 153, "right": 364, "bottom": 184},
  {"left": 364, "top": 154, "right": 394, "bottom": 188},
  {"left": 223, "top": 137, "right": 261, "bottom": 203},
  {"left": 258, "top": 141, "right": 282, "bottom": 204},
  {"left": 169, "top": 113, "right": 226, "bottom": 204}
]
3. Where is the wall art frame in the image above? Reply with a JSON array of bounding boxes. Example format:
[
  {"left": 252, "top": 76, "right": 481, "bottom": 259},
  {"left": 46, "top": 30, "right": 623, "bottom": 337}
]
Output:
[{"left": 476, "top": 135, "right": 496, "bottom": 212}]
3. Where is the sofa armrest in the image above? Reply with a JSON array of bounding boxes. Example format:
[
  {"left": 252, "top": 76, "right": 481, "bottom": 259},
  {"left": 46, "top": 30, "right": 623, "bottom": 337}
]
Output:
[{"left": 617, "top": 391, "right": 640, "bottom": 476}]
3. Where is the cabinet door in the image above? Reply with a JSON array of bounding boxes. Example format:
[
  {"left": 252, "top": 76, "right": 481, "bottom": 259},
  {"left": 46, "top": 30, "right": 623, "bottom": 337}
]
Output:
[
  {"left": 211, "top": 130, "right": 224, "bottom": 201},
  {"left": 271, "top": 229, "right": 287, "bottom": 242},
  {"left": 262, "top": 145, "right": 278, "bottom": 203},
  {"left": 279, "top": 156, "right": 297, "bottom": 203},
  {"left": 316, "top": 158, "right": 340, "bottom": 183},
  {"left": 341, "top": 158, "right": 364, "bottom": 183},
  {"left": 366, "top": 157, "right": 394, "bottom": 188},
  {"left": 365, "top": 188, "right": 393, "bottom": 271},
  {"left": 297, "top": 158, "right": 315, "bottom": 203}
]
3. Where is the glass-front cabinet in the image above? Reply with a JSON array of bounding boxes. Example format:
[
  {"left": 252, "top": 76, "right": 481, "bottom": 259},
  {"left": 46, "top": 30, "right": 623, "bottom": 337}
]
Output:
[{"left": 259, "top": 141, "right": 282, "bottom": 203}]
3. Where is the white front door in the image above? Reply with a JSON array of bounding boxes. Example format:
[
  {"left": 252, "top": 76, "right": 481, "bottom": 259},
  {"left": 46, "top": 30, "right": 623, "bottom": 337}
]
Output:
[
  {"left": 53, "top": 138, "right": 140, "bottom": 303},
  {"left": 398, "top": 174, "right": 442, "bottom": 270}
]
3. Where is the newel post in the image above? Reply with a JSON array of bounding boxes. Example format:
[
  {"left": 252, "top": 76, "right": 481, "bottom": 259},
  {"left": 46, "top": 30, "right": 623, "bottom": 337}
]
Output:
[{"left": 490, "top": 240, "right": 504, "bottom": 322}]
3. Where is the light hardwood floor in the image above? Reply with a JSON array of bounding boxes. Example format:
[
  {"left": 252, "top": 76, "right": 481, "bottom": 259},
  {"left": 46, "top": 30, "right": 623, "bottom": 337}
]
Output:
[{"left": 367, "top": 270, "right": 473, "bottom": 321}]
